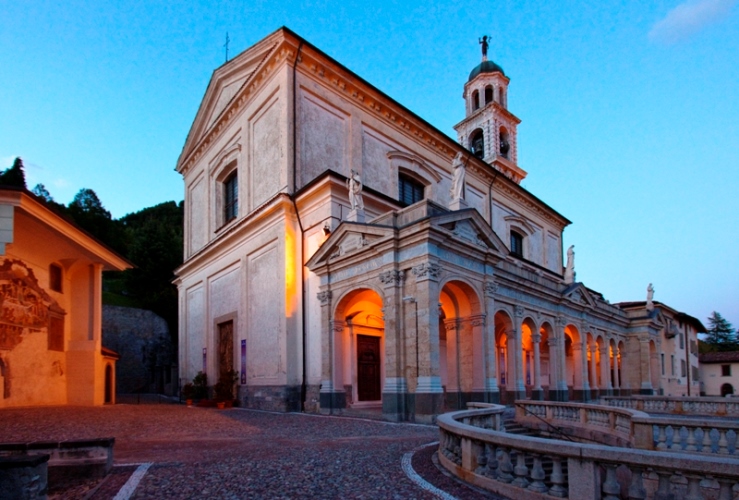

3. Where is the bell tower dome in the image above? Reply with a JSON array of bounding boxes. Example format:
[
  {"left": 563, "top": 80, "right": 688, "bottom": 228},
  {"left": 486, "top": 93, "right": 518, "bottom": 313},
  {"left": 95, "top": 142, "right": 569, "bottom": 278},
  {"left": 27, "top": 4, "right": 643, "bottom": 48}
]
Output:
[{"left": 454, "top": 36, "right": 526, "bottom": 183}]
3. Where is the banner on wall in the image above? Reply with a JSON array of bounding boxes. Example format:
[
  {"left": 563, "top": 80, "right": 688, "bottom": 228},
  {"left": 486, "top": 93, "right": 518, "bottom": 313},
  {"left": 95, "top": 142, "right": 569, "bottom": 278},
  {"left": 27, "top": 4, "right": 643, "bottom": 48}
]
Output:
[{"left": 240, "top": 340, "right": 246, "bottom": 384}]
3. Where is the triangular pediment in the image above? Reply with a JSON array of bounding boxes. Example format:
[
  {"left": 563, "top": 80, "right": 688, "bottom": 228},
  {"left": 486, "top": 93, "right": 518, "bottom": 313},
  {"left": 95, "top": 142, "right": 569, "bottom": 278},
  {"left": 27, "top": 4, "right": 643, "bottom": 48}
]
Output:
[
  {"left": 177, "top": 31, "right": 285, "bottom": 170},
  {"left": 431, "top": 210, "right": 507, "bottom": 255},
  {"left": 563, "top": 283, "right": 597, "bottom": 309},
  {"left": 306, "top": 223, "right": 393, "bottom": 269}
]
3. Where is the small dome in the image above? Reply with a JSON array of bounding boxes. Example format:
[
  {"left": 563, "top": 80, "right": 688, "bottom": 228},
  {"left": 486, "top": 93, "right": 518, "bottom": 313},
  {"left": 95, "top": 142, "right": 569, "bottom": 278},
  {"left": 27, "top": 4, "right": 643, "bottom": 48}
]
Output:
[{"left": 468, "top": 60, "right": 505, "bottom": 81}]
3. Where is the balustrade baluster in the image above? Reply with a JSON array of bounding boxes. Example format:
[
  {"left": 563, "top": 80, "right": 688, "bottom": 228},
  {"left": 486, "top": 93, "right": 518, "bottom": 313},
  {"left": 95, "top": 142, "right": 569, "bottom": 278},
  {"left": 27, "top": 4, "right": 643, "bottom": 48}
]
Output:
[
  {"left": 496, "top": 447, "right": 514, "bottom": 483},
  {"left": 726, "top": 429, "right": 737, "bottom": 455},
  {"left": 485, "top": 443, "right": 498, "bottom": 478},
  {"left": 684, "top": 474, "right": 704, "bottom": 500},
  {"left": 512, "top": 450, "right": 529, "bottom": 488},
  {"left": 656, "top": 425, "right": 667, "bottom": 450},
  {"left": 686, "top": 426, "right": 697, "bottom": 451},
  {"left": 717, "top": 479, "right": 734, "bottom": 500},
  {"left": 527, "top": 454, "right": 548, "bottom": 493},
  {"left": 627, "top": 466, "right": 646, "bottom": 499},
  {"left": 549, "top": 456, "right": 567, "bottom": 498},
  {"left": 718, "top": 430, "right": 729, "bottom": 455},
  {"left": 602, "top": 464, "right": 620, "bottom": 500},
  {"left": 654, "top": 470, "right": 674, "bottom": 500}
]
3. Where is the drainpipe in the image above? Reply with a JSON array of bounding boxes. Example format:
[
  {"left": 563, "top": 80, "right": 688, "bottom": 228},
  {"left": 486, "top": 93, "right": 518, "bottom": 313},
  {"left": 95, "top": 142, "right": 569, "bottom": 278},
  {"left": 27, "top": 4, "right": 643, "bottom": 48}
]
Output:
[
  {"left": 684, "top": 323, "right": 691, "bottom": 396},
  {"left": 289, "top": 41, "right": 306, "bottom": 411}
]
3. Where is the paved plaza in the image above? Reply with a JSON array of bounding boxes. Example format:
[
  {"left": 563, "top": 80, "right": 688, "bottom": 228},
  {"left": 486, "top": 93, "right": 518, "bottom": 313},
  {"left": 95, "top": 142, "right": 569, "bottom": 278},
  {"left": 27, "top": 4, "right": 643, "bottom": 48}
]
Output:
[{"left": 0, "top": 403, "right": 498, "bottom": 499}]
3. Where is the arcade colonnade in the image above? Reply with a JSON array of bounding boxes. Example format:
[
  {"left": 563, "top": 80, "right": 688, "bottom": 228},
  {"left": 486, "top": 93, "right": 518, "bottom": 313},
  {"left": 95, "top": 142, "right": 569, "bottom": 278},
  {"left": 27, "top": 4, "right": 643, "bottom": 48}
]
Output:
[{"left": 315, "top": 262, "right": 646, "bottom": 421}]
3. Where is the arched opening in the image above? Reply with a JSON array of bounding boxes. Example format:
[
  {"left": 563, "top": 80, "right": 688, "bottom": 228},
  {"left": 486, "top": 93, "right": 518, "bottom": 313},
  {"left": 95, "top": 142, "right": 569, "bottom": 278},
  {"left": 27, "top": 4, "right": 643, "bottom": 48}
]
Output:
[
  {"left": 484, "top": 85, "right": 493, "bottom": 105},
  {"left": 495, "top": 311, "right": 514, "bottom": 403},
  {"left": 439, "top": 280, "right": 483, "bottom": 409},
  {"left": 538, "top": 322, "right": 552, "bottom": 400},
  {"left": 469, "top": 129, "right": 485, "bottom": 159},
  {"left": 564, "top": 325, "right": 581, "bottom": 400},
  {"left": 104, "top": 364, "right": 113, "bottom": 404},
  {"left": 334, "top": 288, "right": 385, "bottom": 405},
  {"left": 721, "top": 383, "right": 734, "bottom": 397},
  {"left": 499, "top": 127, "right": 510, "bottom": 159},
  {"left": 585, "top": 332, "right": 596, "bottom": 399},
  {"left": 472, "top": 90, "right": 480, "bottom": 110},
  {"left": 499, "top": 87, "right": 506, "bottom": 107}
]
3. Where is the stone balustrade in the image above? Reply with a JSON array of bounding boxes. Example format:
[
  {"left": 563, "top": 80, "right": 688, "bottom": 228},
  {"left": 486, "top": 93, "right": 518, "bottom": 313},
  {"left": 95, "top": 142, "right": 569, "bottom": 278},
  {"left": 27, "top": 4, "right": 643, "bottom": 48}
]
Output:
[
  {"left": 602, "top": 395, "right": 739, "bottom": 417},
  {"left": 515, "top": 400, "right": 648, "bottom": 448},
  {"left": 635, "top": 415, "right": 738, "bottom": 457},
  {"left": 438, "top": 406, "right": 739, "bottom": 500}
]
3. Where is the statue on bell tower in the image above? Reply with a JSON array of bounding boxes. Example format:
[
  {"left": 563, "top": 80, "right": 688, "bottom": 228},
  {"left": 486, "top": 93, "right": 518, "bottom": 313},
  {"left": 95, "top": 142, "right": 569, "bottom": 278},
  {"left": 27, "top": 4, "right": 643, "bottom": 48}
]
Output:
[{"left": 479, "top": 35, "right": 490, "bottom": 61}]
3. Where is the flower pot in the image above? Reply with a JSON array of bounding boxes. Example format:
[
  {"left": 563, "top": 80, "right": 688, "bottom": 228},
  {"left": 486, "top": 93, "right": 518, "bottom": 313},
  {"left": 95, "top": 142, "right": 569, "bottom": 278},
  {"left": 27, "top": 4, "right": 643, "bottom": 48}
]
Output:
[
  {"left": 217, "top": 401, "right": 226, "bottom": 409},
  {"left": 186, "top": 399, "right": 193, "bottom": 407}
]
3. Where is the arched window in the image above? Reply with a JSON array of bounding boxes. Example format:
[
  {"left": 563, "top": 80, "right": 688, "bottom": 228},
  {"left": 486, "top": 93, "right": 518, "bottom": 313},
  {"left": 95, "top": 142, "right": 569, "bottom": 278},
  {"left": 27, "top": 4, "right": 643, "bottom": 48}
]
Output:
[
  {"left": 499, "top": 128, "right": 510, "bottom": 159},
  {"left": 472, "top": 90, "right": 480, "bottom": 110},
  {"left": 484, "top": 85, "right": 493, "bottom": 105},
  {"left": 470, "top": 129, "right": 484, "bottom": 159},
  {"left": 510, "top": 230, "right": 524, "bottom": 257},
  {"left": 499, "top": 87, "right": 506, "bottom": 107},
  {"left": 223, "top": 171, "right": 238, "bottom": 222}
]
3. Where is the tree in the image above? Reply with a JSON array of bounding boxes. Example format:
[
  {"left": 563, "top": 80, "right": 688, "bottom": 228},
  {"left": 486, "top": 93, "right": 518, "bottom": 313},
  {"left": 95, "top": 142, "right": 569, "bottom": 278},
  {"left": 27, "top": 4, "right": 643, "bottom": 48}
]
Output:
[
  {"left": 0, "top": 157, "right": 27, "bottom": 188},
  {"left": 704, "top": 311, "right": 738, "bottom": 351},
  {"left": 32, "top": 183, "right": 53, "bottom": 201},
  {"left": 66, "top": 188, "right": 126, "bottom": 254}
]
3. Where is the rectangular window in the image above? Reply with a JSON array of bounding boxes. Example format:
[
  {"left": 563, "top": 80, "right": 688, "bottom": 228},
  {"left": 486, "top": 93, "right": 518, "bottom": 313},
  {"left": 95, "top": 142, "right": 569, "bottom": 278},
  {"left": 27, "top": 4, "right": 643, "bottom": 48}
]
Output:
[
  {"left": 49, "top": 264, "right": 62, "bottom": 293},
  {"left": 679, "top": 332, "right": 684, "bottom": 349},
  {"left": 670, "top": 355, "right": 675, "bottom": 376},
  {"left": 681, "top": 360, "right": 686, "bottom": 378},
  {"left": 722, "top": 364, "right": 731, "bottom": 377},
  {"left": 692, "top": 366, "right": 699, "bottom": 382},
  {"left": 398, "top": 174, "right": 424, "bottom": 206},
  {"left": 510, "top": 231, "right": 523, "bottom": 257},
  {"left": 660, "top": 353, "right": 665, "bottom": 375},
  {"left": 224, "top": 173, "right": 238, "bottom": 222}
]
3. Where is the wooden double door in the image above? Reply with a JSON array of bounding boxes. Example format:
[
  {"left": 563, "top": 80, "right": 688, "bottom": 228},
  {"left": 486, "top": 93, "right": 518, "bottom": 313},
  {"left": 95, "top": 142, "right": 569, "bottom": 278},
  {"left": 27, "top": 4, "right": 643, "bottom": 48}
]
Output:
[{"left": 357, "top": 334, "right": 381, "bottom": 401}]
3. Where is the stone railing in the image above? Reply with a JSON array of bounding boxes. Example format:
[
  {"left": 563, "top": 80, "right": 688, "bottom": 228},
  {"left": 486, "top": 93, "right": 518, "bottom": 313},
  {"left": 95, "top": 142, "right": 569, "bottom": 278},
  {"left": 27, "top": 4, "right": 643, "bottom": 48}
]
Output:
[
  {"left": 602, "top": 395, "right": 739, "bottom": 417},
  {"left": 515, "top": 401, "right": 647, "bottom": 448},
  {"left": 438, "top": 407, "right": 739, "bottom": 500},
  {"left": 635, "top": 415, "right": 738, "bottom": 457}
]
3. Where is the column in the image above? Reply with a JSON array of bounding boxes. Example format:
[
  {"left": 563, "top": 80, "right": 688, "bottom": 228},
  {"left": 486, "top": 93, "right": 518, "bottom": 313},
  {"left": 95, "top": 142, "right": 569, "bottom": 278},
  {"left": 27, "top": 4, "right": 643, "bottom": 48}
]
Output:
[
  {"left": 613, "top": 345, "right": 621, "bottom": 393},
  {"left": 552, "top": 316, "right": 569, "bottom": 401},
  {"left": 411, "top": 262, "right": 444, "bottom": 421},
  {"left": 639, "top": 336, "right": 653, "bottom": 394},
  {"left": 318, "top": 290, "right": 346, "bottom": 413},
  {"left": 572, "top": 342, "right": 586, "bottom": 400},
  {"left": 532, "top": 332, "right": 543, "bottom": 401},
  {"left": 378, "top": 269, "right": 407, "bottom": 421},
  {"left": 511, "top": 306, "right": 525, "bottom": 400},
  {"left": 589, "top": 343, "right": 599, "bottom": 397},
  {"left": 445, "top": 319, "right": 460, "bottom": 408},
  {"left": 482, "top": 281, "right": 499, "bottom": 403},
  {"left": 600, "top": 342, "right": 612, "bottom": 396}
]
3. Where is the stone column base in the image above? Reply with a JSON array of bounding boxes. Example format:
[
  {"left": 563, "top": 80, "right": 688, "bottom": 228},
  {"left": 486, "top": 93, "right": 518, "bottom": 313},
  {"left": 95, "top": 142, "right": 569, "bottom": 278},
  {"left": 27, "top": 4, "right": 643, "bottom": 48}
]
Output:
[
  {"left": 506, "top": 390, "right": 526, "bottom": 402},
  {"left": 531, "top": 389, "right": 544, "bottom": 401},
  {"left": 382, "top": 392, "right": 409, "bottom": 422},
  {"left": 549, "top": 389, "right": 569, "bottom": 402},
  {"left": 319, "top": 391, "right": 347, "bottom": 413},
  {"left": 414, "top": 392, "right": 443, "bottom": 423}
]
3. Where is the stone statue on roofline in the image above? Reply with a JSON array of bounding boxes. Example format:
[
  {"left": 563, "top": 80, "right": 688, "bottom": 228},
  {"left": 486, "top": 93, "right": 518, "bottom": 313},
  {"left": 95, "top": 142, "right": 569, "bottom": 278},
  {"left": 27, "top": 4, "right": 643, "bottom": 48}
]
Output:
[
  {"left": 450, "top": 152, "right": 466, "bottom": 201},
  {"left": 479, "top": 35, "right": 490, "bottom": 61},
  {"left": 564, "top": 245, "right": 575, "bottom": 284},
  {"left": 346, "top": 169, "right": 364, "bottom": 211},
  {"left": 646, "top": 283, "right": 655, "bottom": 312}
]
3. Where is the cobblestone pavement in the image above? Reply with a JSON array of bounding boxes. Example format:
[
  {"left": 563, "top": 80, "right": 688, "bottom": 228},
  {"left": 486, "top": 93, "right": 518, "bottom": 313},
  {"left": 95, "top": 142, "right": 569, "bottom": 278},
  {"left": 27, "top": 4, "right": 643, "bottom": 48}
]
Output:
[{"left": 0, "top": 404, "right": 503, "bottom": 499}]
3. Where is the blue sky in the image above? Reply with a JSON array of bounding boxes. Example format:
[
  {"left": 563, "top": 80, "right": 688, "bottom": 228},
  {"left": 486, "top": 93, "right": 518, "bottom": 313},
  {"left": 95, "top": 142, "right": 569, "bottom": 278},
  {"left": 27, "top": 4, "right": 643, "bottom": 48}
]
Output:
[{"left": 2, "top": 0, "right": 737, "bottom": 327}]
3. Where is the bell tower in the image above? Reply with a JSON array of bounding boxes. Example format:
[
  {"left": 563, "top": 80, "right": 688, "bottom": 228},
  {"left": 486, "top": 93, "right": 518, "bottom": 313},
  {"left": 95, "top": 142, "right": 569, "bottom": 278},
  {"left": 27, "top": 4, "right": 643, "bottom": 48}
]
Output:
[{"left": 454, "top": 36, "right": 526, "bottom": 183}]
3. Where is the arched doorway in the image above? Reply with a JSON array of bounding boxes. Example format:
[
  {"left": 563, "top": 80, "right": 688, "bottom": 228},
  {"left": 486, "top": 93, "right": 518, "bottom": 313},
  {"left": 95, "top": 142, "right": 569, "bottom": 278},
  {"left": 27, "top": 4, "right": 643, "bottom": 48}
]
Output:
[
  {"left": 564, "top": 325, "right": 582, "bottom": 400},
  {"left": 334, "top": 288, "right": 385, "bottom": 406},
  {"left": 721, "top": 383, "right": 734, "bottom": 397},
  {"left": 104, "top": 364, "right": 113, "bottom": 404},
  {"left": 439, "top": 280, "right": 483, "bottom": 409},
  {"left": 495, "top": 310, "right": 514, "bottom": 403}
]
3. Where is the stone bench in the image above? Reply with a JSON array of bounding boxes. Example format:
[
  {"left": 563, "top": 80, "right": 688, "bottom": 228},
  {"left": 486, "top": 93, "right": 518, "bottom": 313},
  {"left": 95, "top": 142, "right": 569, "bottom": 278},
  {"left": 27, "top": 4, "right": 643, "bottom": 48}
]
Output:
[{"left": 0, "top": 454, "right": 49, "bottom": 499}]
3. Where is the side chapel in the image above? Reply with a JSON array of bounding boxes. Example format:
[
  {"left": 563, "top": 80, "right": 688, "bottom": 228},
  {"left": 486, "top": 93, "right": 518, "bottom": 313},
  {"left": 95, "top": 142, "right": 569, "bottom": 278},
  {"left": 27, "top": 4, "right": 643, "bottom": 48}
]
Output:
[
  {"left": 0, "top": 187, "right": 131, "bottom": 407},
  {"left": 175, "top": 28, "right": 704, "bottom": 422}
]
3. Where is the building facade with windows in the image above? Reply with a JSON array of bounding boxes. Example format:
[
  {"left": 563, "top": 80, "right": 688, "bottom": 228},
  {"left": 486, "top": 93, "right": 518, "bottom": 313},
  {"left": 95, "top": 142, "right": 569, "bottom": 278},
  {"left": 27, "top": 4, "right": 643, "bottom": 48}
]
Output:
[
  {"left": 0, "top": 187, "right": 130, "bottom": 407},
  {"left": 175, "top": 28, "right": 705, "bottom": 421},
  {"left": 699, "top": 351, "right": 739, "bottom": 397}
]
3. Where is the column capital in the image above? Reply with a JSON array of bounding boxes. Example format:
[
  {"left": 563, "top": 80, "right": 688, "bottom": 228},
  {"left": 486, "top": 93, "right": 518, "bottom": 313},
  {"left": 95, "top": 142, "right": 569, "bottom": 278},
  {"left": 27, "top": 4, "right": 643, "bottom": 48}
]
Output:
[
  {"left": 556, "top": 315, "right": 567, "bottom": 327},
  {"left": 330, "top": 320, "right": 345, "bottom": 333},
  {"left": 412, "top": 262, "right": 442, "bottom": 282},
  {"left": 378, "top": 269, "right": 405, "bottom": 287},
  {"left": 532, "top": 333, "right": 541, "bottom": 344},
  {"left": 317, "top": 290, "right": 333, "bottom": 306},
  {"left": 514, "top": 305, "right": 525, "bottom": 318}
]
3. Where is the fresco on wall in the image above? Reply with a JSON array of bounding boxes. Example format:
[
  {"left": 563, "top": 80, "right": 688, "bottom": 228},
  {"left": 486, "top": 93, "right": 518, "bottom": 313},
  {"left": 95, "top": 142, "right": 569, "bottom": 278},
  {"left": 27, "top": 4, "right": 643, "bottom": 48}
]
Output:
[{"left": 0, "top": 259, "right": 63, "bottom": 350}]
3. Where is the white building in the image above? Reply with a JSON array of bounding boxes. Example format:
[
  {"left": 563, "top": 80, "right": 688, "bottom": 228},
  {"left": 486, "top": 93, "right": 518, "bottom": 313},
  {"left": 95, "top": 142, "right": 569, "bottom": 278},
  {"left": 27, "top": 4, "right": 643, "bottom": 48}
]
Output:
[{"left": 175, "top": 28, "right": 705, "bottom": 421}]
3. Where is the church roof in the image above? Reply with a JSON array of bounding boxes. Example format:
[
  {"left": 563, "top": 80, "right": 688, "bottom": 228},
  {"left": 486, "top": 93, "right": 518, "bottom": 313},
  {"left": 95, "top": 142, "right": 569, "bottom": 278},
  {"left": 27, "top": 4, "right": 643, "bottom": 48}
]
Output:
[{"left": 468, "top": 60, "right": 505, "bottom": 81}]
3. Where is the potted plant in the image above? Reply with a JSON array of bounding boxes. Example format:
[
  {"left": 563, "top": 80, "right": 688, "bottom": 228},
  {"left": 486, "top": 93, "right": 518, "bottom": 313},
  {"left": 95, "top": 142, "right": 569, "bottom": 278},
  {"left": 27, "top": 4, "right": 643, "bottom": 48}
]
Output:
[
  {"left": 182, "top": 383, "right": 195, "bottom": 406},
  {"left": 192, "top": 371, "right": 208, "bottom": 401},
  {"left": 214, "top": 370, "right": 238, "bottom": 409}
]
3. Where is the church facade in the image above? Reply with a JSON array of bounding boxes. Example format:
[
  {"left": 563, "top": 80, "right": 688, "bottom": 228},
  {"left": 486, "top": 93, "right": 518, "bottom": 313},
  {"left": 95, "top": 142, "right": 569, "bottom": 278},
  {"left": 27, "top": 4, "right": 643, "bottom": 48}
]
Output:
[{"left": 175, "top": 28, "right": 703, "bottom": 421}]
